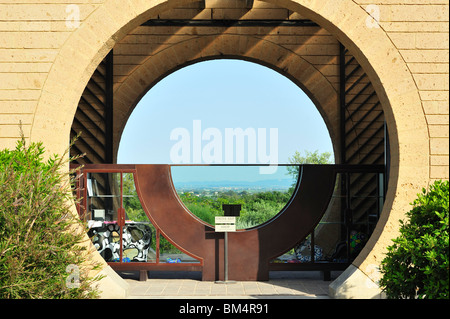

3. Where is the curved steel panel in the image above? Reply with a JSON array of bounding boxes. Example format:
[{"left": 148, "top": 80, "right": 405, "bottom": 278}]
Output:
[{"left": 133, "top": 164, "right": 336, "bottom": 281}]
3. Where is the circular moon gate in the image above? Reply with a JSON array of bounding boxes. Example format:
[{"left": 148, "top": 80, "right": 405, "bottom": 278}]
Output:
[{"left": 127, "top": 164, "right": 383, "bottom": 281}]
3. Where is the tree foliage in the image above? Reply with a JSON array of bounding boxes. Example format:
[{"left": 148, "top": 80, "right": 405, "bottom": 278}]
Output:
[
  {"left": 288, "top": 149, "right": 333, "bottom": 165},
  {"left": 379, "top": 180, "right": 449, "bottom": 299},
  {"left": 286, "top": 149, "right": 333, "bottom": 190},
  {"left": 0, "top": 138, "right": 103, "bottom": 299}
]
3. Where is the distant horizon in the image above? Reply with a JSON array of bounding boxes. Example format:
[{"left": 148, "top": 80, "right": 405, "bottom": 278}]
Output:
[
  {"left": 173, "top": 174, "right": 295, "bottom": 187},
  {"left": 173, "top": 175, "right": 296, "bottom": 193},
  {"left": 170, "top": 165, "right": 296, "bottom": 184}
]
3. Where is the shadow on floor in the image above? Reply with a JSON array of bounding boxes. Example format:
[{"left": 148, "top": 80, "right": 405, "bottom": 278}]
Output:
[{"left": 118, "top": 270, "right": 343, "bottom": 282}]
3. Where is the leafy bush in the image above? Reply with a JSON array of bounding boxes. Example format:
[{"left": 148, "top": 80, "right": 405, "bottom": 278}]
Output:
[
  {"left": 379, "top": 180, "right": 449, "bottom": 299},
  {"left": 0, "top": 138, "right": 103, "bottom": 299}
]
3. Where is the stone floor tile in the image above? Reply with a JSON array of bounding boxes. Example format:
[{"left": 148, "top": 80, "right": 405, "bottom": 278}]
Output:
[{"left": 123, "top": 271, "right": 339, "bottom": 298}]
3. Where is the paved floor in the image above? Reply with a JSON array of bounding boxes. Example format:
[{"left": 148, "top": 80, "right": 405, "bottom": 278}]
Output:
[{"left": 120, "top": 271, "right": 341, "bottom": 299}]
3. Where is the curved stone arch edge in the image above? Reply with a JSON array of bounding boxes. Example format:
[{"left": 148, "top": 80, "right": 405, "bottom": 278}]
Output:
[{"left": 30, "top": 0, "right": 428, "bottom": 298}]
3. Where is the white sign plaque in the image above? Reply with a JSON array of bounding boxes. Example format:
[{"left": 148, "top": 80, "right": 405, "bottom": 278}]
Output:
[{"left": 215, "top": 216, "right": 236, "bottom": 232}]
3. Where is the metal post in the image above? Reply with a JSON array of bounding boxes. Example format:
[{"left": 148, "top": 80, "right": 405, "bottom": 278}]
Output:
[
  {"left": 215, "top": 204, "right": 240, "bottom": 284},
  {"left": 345, "top": 172, "right": 352, "bottom": 263},
  {"left": 339, "top": 43, "right": 348, "bottom": 252},
  {"left": 224, "top": 231, "right": 229, "bottom": 282},
  {"left": 105, "top": 50, "right": 114, "bottom": 164},
  {"left": 339, "top": 43, "right": 347, "bottom": 165},
  {"left": 215, "top": 231, "right": 235, "bottom": 284}
]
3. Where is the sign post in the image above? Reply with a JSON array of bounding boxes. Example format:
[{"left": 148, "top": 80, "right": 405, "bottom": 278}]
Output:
[{"left": 215, "top": 204, "right": 241, "bottom": 284}]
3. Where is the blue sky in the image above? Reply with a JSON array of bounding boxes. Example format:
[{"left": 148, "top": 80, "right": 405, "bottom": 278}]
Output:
[{"left": 117, "top": 59, "right": 333, "bottom": 182}]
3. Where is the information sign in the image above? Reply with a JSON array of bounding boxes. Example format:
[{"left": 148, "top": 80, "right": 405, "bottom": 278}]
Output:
[{"left": 215, "top": 216, "right": 236, "bottom": 232}]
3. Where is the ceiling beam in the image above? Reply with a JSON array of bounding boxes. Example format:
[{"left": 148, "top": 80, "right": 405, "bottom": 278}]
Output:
[{"left": 141, "top": 19, "right": 319, "bottom": 27}]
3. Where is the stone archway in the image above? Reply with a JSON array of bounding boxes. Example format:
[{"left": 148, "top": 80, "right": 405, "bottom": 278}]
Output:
[{"left": 31, "top": 0, "right": 429, "bottom": 298}]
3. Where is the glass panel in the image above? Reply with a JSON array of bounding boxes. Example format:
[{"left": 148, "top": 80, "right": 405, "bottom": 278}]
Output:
[
  {"left": 378, "top": 173, "right": 385, "bottom": 215},
  {"left": 271, "top": 248, "right": 297, "bottom": 264},
  {"left": 347, "top": 172, "right": 380, "bottom": 255},
  {"left": 159, "top": 233, "right": 200, "bottom": 264},
  {"left": 295, "top": 235, "right": 325, "bottom": 263},
  {"left": 122, "top": 173, "right": 156, "bottom": 263},
  {"left": 314, "top": 223, "right": 344, "bottom": 262},
  {"left": 349, "top": 229, "right": 369, "bottom": 260},
  {"left": 86, "top": 172, "right": 121, "bottom": 221},
  {"left": 86, "top": 173, "right": 121, "bottom": 262},
  {"left": 269, "top": 170, "right": 385, "bottom": 265}
]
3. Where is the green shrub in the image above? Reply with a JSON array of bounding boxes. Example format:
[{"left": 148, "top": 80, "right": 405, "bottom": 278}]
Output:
[
  {"left": 379, "top": 180, "right": 449, "bottom": 299},
  {"left": 0, "top": 138, "right": 103, "bottom": 299}
]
